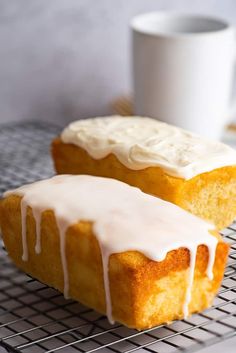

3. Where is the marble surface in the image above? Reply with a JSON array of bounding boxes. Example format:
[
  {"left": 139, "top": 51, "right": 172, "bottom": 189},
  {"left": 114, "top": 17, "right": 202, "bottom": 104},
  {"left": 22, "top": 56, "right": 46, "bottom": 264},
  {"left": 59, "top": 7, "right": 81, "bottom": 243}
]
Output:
[
  {"left": 0, "top": 338, "right": 235, "bottom": 352},
  {"left": 200, "top": 337, "right": 236, "bottom": 353}
]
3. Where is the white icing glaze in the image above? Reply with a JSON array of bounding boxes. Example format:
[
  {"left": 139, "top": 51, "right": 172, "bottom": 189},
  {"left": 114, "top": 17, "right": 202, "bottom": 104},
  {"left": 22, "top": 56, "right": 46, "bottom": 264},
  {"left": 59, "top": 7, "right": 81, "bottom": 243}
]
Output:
[
  {"left": 4, "top": 175, "right": 218, "bottom": 322},
  {"left": 20, "top": 198, "right": 28, "bottom": 262},
  {"left": 32, "top": 208, "right": 41, "bottom": 255},
  {"left": 183, "top": 247, "right": 196, "bottom": 318},
  {"left": 61, "top": 116, "right": 236, "bottom": 179}
]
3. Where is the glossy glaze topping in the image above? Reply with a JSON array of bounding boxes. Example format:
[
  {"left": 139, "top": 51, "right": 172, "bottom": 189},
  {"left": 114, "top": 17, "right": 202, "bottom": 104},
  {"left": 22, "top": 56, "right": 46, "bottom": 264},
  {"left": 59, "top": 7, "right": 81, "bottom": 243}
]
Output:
[
  {"left": 4, "top": 174, "right": 218, "bottom": 322},
  {"left": 61, "top": 116, "right": 236, "bottom": 179}
]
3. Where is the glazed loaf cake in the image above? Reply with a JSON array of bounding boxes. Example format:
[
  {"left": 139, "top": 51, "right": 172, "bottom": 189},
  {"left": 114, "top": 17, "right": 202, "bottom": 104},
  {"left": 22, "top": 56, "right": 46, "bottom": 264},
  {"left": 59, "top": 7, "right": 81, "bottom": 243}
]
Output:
[
  {"left": 0, "top": 175, "right": 228, "bottom": 329},
  {"left": 52, "top": 116, "right": 236, "bottom": 229}
]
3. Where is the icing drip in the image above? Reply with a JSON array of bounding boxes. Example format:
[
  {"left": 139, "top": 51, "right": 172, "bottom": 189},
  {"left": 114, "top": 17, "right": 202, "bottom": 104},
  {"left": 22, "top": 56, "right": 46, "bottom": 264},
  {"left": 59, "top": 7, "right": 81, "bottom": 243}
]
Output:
[
  {"left": 57, "top": 221, "right": 69, "bottom": 299},
  {"left": 183, "top": 247, "right": 197, "bottom": 318},
  {"left": 100, "top": 249, "right": 114, "bottom": 324},
  {"left": 61, "top": 116, "right": 236, "bottom": 179},
  {"left": 206, "top": 244, "right": 217, "bottom": 280},
  {"left": 32, "top": 208, "right": 41, "bottom": 254},
  {"left": 20, "top": 198, "right": 28, "bottom": 262},
  {"left": 4, "top": 175, "right": 218, "bottom": 322}
]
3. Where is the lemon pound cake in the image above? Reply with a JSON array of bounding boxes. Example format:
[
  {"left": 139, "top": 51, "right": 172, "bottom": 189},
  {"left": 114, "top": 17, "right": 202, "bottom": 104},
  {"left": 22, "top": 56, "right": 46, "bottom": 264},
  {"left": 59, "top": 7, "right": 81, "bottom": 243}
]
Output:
[
  {"left": 0, "top": 175, "right": 228, "bottom": 329},
  {"left": 52, "top": 116, "right": 236, "bottom": 229}
]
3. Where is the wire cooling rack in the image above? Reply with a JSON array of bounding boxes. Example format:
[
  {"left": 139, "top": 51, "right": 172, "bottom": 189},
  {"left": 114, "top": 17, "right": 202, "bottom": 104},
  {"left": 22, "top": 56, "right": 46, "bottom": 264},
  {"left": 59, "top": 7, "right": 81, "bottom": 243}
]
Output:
[{"left": 0, "top": 121, "right": 236, "bottom": 353}]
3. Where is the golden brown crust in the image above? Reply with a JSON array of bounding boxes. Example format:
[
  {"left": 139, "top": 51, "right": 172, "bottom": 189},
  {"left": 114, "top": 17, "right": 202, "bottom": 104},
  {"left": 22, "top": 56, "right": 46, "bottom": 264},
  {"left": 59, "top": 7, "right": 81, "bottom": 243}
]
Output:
[
  {"left": 51, "top": 137, "right": 236, "bottom": 229},
  {"left": 0, "top": 195, "right": 229, "bottom": 329}
]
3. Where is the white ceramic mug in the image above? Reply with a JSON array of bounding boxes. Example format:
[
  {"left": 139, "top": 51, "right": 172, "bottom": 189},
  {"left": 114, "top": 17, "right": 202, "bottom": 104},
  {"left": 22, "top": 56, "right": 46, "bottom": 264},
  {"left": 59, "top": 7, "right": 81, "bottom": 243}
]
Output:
[{"left": 131, "top": 12, "right": 236, "bottom": 139}]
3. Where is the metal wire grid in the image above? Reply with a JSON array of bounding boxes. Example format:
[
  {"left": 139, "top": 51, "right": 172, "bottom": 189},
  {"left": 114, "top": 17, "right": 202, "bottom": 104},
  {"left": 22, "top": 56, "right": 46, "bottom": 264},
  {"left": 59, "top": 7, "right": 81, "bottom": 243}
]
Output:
[{"left": 0, "top": 121, "right": 235, "bottom": 353}]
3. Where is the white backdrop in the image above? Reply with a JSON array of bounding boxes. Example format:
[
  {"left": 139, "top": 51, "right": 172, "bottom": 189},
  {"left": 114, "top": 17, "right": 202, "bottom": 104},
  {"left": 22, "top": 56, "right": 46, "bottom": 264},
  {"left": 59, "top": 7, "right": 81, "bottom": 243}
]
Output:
[{"left": 0, "top": 0, "right": 236, "bottom": 124}]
